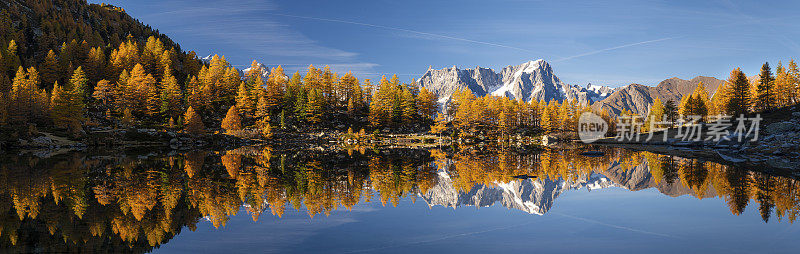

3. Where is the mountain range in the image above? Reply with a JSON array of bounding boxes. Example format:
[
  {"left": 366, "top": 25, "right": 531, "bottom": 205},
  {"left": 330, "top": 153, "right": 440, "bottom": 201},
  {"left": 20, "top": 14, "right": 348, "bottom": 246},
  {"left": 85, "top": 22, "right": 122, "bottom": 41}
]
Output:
[
  {"left": 417, "top": 157, "right": 717, "bottom": 215},
  {"left": 416, "top": 59, "right": 617, "bottom": 106},
  {"left": 416, "top": 59, "right": 725, "bottom": 117}
]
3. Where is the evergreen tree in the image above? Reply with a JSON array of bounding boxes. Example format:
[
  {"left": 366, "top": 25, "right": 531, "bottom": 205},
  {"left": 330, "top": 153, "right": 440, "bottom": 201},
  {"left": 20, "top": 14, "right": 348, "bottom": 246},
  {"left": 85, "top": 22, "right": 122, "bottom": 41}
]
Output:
[
  {"left": 305, "top": 88, "right": 324, "bottom": 125},
  {"left": 787, "top": 59, "right": 799, "bottom": 105},
  {"left": 236, "top": 81, "right": 255, "bottom": 116},
  {"left": 8, "top": 67, "right": 33, "bottom": 124},
  {"left": 775, "top": 62, "right": 793, "bottom": 107},
  {"left": 120, "top": 64, "right": 157, "bottom": 116},
  {"left": 725, "top": 67, "right": 751, "bottom": 116},
  {"left": 50, "top": 81, "right": 79, "bottom": 128},
  {"left": 400, "top": 88, "right": 416, "bottom": 125},
  {"left": 41, "top": 50, "right": 60, "bottom": 87},
  {"left": 255, "top": 94, "right": 269, "bottom": 119},
  {"left": 541, "top": 101, "right": 553, "bottom": 133},
  {"left": 68, "top": 66, "right": 88, "bottom": 104},
  {"left": 159, "top": 68, "right": 183, "bottom": 119},
  {"left": 645, "top": 97, "right": 665, "bottom": 132},
  {"left": 755, "top": 62, "right": 776, "bottom": 111},
  {"left": 4, "top": 40, "right": 20, "bottom": 77},
  {"left": 663, "top": 99, "right": 678, "bottom": 127},
  {"left": 264, "top": 65, "right": 286, "bottom": 115}
]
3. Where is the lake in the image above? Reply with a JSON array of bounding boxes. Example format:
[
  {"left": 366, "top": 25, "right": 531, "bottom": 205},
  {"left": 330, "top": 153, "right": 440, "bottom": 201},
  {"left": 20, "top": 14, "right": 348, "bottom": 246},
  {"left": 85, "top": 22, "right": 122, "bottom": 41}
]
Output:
[{"left": 0, "top": 146, "right": 798, "bottom": 253}]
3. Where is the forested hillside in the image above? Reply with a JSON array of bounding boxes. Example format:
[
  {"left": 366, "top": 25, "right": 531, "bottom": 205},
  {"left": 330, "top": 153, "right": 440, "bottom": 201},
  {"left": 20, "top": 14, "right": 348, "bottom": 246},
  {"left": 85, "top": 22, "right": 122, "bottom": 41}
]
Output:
[{"left": 0, "top": 0, "right": 441, "bottom": 147}]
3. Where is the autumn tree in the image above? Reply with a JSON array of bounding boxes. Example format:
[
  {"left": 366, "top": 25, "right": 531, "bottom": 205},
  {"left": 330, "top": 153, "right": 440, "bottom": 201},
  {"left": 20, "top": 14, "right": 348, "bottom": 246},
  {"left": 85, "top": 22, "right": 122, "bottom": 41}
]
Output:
[
  {"left": 236, "top": 81, "right": 256, "bottom": 116},
  {"left": 264, "top": 65, "right": 286, "bottom": 115},
  {"left": 183, "top": 106, "right": 204, "bottom": 135},
  {"left": 305, "top": 88, "right": 324, "bottom": 125},
  {"left": 221, "top": 105, "right": 242, "bottom": 133},
  {"left": 430, "top": 113, "right": 448, "bottom": 137},
  {"left": 121, "top": 64, "right": 158, "bottom": 116},
  {"left": 40, "top": 50, "right": 60, "bottom": 86},
  {"left": 160, "top": 68, "right": 183, "bottom": 119},
  {"left": 50, "top": 81, "right": 83, "bottom": 128},
  {"left": 92, "top": 79, "right": 117, "bottom": 112},
  {"left": 416, "top": 87, "right": 437, "bottom": 122},
  {"left": 644, "top": 97, "right": 665, "bottom": 132}
]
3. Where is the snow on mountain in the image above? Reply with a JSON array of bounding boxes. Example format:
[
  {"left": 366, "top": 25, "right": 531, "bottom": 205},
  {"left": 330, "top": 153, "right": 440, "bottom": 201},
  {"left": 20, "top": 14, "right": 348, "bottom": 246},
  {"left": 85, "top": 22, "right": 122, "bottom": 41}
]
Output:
[
  {"left": 418, "top": 170, "right": 617, "bottom": 215},
  {"left": 200, "top": 54, "right": 214, "bottom": 64},
  {"left": 416, "top": 60, "right": 615, "bottom": 108},
  {"left": 240, "top": 61, "right": 270, "bottom": 81}
]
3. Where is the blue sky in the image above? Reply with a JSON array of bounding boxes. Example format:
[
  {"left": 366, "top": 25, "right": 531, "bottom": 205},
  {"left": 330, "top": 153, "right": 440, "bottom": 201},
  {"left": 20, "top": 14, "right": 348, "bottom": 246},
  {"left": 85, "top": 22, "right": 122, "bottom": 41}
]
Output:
[{"left": 98, "top": 0, "right": 800, "bottom": 87}]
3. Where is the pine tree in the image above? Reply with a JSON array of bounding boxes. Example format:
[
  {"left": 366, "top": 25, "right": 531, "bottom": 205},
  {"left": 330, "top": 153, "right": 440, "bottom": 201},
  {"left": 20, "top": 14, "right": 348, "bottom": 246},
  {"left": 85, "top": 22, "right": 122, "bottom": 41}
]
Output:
[
  {"left": 236, "top": 81, "right": 255, "bottom": 116},
  {"left": 4, "top": 40, "right": 20, "bottom": 77},
  {"left": 50, "top": 81, "right": 82, "bottom": 128},
  {"left": 775, "top": 62, "right": 793, "bottom": 107},
  {"left": 284, "top": 71, "right": 303, "bottom": 111},
  {"left": 279, "top": 109, "right": 287, "bottom": 129},
  {"left": 305, "top": 88, "right": 324, "bottom": 125},
  {"left": 264, "top": 65, "right": 286, "bottom": 115},
  {"left": 430, "top": 113, "right": 448, "bottom": 136},
  {"left": 663, "top": 99, "right": 678, "bottom": 127},
  {"left": 755, "top": 62, "right": 776, "bottom": 112},
  {"left": 8, "top": 67, "right": 32, "bottom": 124},
  {"left": 41, "top": 50, "right": 60, "bottom": 87},
  {"left": 416, "top": 87, "right": 437, "bottom": 122},
  {"left": 644, "top": 97, "right": 665, "bottom": 132},
  {"left": 293, "top": 88, "right": 307, "bottom": 122},
  {"left": 92, "top": 79, "right": 117, "bottom": 111},
  {"left": 725, "top": 67, "right": 751, "bottom": 116},
  {"left": 257, "top": 117, "right": 272, "bottom": 138},
  {"left": 68, "top": 66, "right": 88, "bottom": 104},
  {"left": 541, "top": 101, "right": 552, "bottom": 133},
  {"left": 221, "top": 105, "right": 242, "bottom": 133},
  {"left": 160, "top": 68, "right": 183, "bottom": 119},
  {"left": 787, "top": 59, "right": 800, "bottom": 105},
  {"left": 183, "top": 106, "right": 204, "bottom": 135},
  {"left": 400, "top": 89, "right": 416, "bottom": 125},
  {"left": 121, "top": 64, "right": 157, "bottom": 116},
  {"left": 255, "top": 94, "right": 269, "bottom": 119},
  {"left": 121, "top": 107, "right": 135, "bottom": 127}
]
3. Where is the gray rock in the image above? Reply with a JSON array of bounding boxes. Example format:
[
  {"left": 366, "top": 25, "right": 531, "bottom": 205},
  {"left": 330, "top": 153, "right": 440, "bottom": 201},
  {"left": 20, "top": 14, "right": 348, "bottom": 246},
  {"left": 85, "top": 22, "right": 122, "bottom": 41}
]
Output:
[{"left": 765, "top": 121, "right": 799, "bottom": 135}]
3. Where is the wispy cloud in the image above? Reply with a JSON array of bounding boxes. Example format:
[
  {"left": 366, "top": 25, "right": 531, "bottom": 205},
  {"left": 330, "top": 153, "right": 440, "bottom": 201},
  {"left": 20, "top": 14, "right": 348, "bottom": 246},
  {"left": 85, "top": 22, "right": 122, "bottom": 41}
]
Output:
[
  {"left": 267, "top": 13, "right": 555, "bottom": 57},
  {"left": 129, "top": 0, "right": 379, "bottom": 74},
  {"left": 555, "top": 37, "right": 679, "bottom": 63}
]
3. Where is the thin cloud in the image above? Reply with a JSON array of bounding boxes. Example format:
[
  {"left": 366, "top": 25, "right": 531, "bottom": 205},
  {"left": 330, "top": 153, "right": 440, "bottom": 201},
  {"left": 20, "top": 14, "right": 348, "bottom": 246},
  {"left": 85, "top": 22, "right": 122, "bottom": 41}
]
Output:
[
  {"left": 555, "top": 37, "right": 679, "bottom": 62},
  {"left": 268, "top": 13, "right": 556, "bottom": 57}
]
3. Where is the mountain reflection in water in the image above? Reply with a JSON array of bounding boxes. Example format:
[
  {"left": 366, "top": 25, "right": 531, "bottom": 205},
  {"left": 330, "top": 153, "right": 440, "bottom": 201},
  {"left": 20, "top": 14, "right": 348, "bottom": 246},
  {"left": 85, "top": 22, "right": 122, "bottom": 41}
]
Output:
[{"left": 0, "top": 146, "right": 798, "bottom": 253}]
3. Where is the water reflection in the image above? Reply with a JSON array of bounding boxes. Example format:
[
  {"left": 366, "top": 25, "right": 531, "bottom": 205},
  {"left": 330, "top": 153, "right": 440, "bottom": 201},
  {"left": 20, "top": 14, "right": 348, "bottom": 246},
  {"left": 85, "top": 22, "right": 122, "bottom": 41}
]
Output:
[{"left": 0, "top": 146, "right": 798, "bottom": 252}]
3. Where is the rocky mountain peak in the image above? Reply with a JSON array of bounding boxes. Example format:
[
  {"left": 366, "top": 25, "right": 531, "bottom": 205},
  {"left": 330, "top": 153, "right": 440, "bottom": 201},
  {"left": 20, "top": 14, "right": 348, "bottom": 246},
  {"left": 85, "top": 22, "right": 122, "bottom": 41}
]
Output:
[{"left": 416, "top": 59, "right": 614, "bottom": 109}]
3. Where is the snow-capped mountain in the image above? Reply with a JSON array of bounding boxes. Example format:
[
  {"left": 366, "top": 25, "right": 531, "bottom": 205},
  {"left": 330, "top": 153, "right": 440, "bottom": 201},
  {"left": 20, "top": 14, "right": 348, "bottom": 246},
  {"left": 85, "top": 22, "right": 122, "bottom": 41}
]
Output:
[
  {"left": 241, "top": 61, "right": 270, "bottom": 81},
  {"left": 200, "top": 54, "right": 214, "bottom": 64},
  {"left": 418, "top": 170, "right": 617, "bottom": 215},
  {"left": 416, "top": 59, "right": 615, "bottom": 107}
]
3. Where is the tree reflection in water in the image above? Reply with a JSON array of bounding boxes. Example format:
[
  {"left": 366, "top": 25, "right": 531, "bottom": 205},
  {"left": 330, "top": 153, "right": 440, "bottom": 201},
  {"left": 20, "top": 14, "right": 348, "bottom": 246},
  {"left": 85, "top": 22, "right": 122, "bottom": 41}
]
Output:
[{"left": 0, "top": 146, "right": 798, "bottom": 252}]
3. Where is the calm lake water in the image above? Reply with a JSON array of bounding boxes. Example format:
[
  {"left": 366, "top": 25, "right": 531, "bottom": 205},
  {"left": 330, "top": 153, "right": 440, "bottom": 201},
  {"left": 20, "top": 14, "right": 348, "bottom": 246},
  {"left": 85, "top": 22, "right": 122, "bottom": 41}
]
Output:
[{"left": 1, "top": 146, "right": 798, "bottom": 253}]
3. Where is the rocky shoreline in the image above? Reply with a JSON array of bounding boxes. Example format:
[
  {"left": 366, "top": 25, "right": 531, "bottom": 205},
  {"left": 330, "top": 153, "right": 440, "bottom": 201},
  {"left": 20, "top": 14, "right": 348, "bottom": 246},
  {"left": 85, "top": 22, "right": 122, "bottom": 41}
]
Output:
[{"left": 591, "top": 110, "right": 800, "bottom": 171}]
